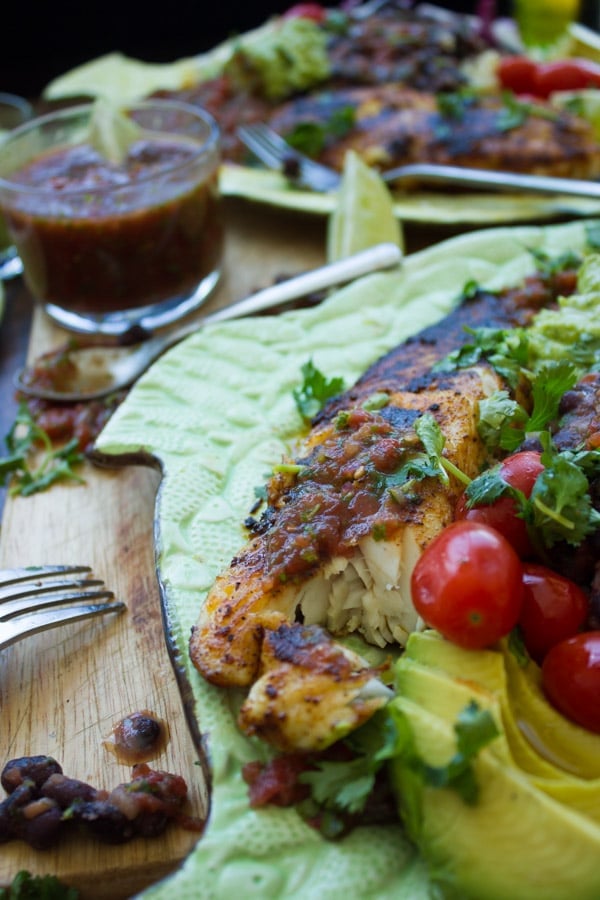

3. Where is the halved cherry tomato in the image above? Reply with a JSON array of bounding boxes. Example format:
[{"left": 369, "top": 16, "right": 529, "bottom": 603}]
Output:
[
  {"left": 542, "top": 631, "right": 600, "bottom": 733},
  {"left": 455, "top": 450, "right": 544, "bottom": 558},
  {"left": 411, "top": 521, "right": 525, "bottom": 650},
  {"left": 282, "top": 3, "right": 327, "bottom": 21},
  {"left": 497, "top": 55, "right": 538, "bottom": 95},
  {"left": 533, "top": 59, "right": 600, "bottom": 99},
  {"left": 497, "top": 54, "right": 600, "bottom": 99},
  {"left": 519, "top": 563, "right": 589, "bottom": 664}
]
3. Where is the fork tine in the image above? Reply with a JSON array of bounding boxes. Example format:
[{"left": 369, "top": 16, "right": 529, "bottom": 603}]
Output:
[
  {"left": 0, "top": 599, "right": 126, "bottom": 651},
  {"left": 238, "top": 125, "right": 286, "bottom": 171},
  {"left": 0, "top": 565, "right": 92, "bottom": 587},
  {"left": 0, "top": 585, "right": 114, "bottom": 620},
  {"left": 238, "top": 124, "right": 341, "bottom": 192}
]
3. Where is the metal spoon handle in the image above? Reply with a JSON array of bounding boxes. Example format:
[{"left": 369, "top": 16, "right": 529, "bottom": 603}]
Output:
[{"left": 383, "top": 163, "right": 600, "bottom": 199}]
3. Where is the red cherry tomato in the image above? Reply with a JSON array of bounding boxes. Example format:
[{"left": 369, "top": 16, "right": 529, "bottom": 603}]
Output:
[
  {"left": 542, "top": 632, "right": 600, "bottom": 733},
  {"left": 455, "top": 451, "right": 543, "bottom": 558},
  {"left": 411, "top": 521, "right": 525, "bottom": 650},
  {"left": 282, "top": 3, "right": 327, "bottom": 21},
  {"left": 533, "top": 59, "right": 600, "bottom": 99},
  {"left": 497, "top": 55, "right": 600, "bottom": 99},
  {"left": 497, "top": 55, "right": 538, "bottom": 95},
  {"left": 519, "top": 563, "right": 589, "bottom": 664}
]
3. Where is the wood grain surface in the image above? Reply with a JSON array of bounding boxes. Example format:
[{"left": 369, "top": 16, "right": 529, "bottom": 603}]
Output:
[{"left": 0, "top": 198, "right": 327, "bottom": 898}]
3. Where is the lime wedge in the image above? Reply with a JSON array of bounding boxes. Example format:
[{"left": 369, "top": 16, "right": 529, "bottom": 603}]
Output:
[
  {"left": 326, "top": 151, "right": 404, "bottom": 263},
  {"left": 87, "top": 97, "right": 142, "bottom": 164}
]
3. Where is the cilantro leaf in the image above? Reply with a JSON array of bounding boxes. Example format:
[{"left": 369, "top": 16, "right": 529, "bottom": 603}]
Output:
[
  {"left": 477, "top": 361, "right": 578, "bottom": 453},
  {"left": 285, "top": 107, "right": 355, "bottom": 158},
  {"left": 300, "top": 756, "right": 376, "bottom": 815},
  {"left": 477, "top": 390, "right": 528, "bottom": 452},
  {"left": 463, "top": 463, "right": 513, "bottom": 508},
  {"left": 434, "top": 325, "right": 529, "bottom": 388},
  {"left": 298, "top": 709, "right": 399, "bottom": 819},
  {"left": 526, "top": 361, "right": 579, "bottom": 435},
  {"left": 529, "top": 434, "right": 600, "bottom": 548},
  {"left": 413, "top": 414, "right": 471, "bottom": 487},
  {"left": 0, "top": 871, "right": 79, "bottom": 899},
  {"left": 0, "top": 403, "right": 85, "bottom": 497},
  {"left": 392, "top": 700, "right": 499, "bottom": 806},
  {"left": 293, "top": 360, "right": 344, "bottom": 421}
]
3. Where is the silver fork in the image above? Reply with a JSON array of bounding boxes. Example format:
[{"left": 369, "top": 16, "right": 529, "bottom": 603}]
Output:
[
  {"left": 0, "top": 565, "right": 125, "bottom": 650},
  {"left": 237, "top": 122, "right": 600, "bottom": 199}
]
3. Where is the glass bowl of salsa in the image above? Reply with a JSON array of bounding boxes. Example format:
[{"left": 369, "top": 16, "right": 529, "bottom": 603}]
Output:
[
  {"left": 0, "top": 92, "right": 34, "bottom": 280},
  {"left": 0, "top": 99, "right": 224, "bottom": 335}
]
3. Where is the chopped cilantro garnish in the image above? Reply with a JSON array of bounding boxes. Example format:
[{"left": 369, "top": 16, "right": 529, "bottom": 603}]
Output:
[
  {"left": 293, "top": 359, "right": 345, "bottom": 421},
  {"left": 434, "top": 324, "right": 530, "bottom": 388},
  {"left": 477, "top": 360, "right": 578, "bottom": 453},
  {"left": 527, "top": 245, "right": 582, "bottom": 276},
  {"left": 0, "top": 402, "right": 85, "bottom": 497},
  {"left": 391, "top": 700, "right": 499, "bottom": 806},
  {"left": 529, "top": 433, "right": 600, "bottom": 548},
  {"left": 285, "top": 106, "right": 355, "bottom": 158},
  {"left": 0, "top": 871, "right": 79, "bottom": 899},
  {"left": 413, "top": 414, "right": 471, "bottom": 487},
  {"left": 464, "top": 431, "right": 600, "bottom": 551},
  {"left": 298, "top": 709, "right": 401, "bottom": 820}
]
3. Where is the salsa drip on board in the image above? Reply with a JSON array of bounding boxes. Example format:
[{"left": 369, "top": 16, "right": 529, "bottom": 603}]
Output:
[{"left": 3, "top": 138, "right": 224, "bottom": 314}]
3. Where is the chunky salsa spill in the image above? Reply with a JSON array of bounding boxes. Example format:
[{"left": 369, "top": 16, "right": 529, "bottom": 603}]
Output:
[{"left": 3, "top": 138, "right": 223, "bottom": 314}]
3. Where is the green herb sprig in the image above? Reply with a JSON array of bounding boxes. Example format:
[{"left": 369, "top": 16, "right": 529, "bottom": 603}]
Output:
[
  {"left": 0, "top": 870, "right": 79, "bottom": 900},
  {"left": 297, "top": 709, "right": 402, "bottom": 828},
  {"left": 293, "top": 359, "right": 345, "bottom": 421},
  {"left": 0, "top": 402, "right": 85, "bottom": 497},
  {"left": 477, "top": 360, "right": 578, "bottom": 453},
  {"left": 391, "top": 700, "right": 499, "bottom": 807}
]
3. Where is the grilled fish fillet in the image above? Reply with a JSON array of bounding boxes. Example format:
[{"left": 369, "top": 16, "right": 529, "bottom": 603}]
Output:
[
  {"left": 189, "top": 282, "right": 554, "bottom": 750},
  {"left": 268, "top": 85, "right": 600, "bottom": 180},
  {"left": 238, "top": 622, "right": 393, "bottom": 752}
]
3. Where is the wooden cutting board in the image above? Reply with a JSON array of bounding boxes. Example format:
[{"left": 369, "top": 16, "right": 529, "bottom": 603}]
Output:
[{"left": 0, "top": 199, "right": 327, "bottom": 898}]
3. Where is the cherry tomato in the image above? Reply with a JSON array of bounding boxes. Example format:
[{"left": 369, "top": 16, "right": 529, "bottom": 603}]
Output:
[
  {"left": 542, "top": 632, "right": 600, "bottom": 733},
  {"left": 411, "top": 521, "right": 525, "bottom": 650},
  {"left": 497, "top": 55, "right": 600, "bottom": 99},
  {"left": 497, "top": 55, "right": 538, "bottom": 95},
  {"left": 455, "top": 451, "right": 544, "bottom": 558},
  {"left": 282, "top": 3, "right": 326, "bottom": 21},
  {"left": 533, "top": 59, "right": 600, "bottom": 99},
  {"left": 519, "top": 563, "right": 589, "bottom": 664}
]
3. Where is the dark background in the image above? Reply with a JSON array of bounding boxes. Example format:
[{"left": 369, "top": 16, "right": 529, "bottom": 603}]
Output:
[
  {"left": 1, "top": 1, "right": 512, "bottom": 100},
  {"left": 1, "top": 1, "right": 597, "bottom": 101},
  {"left": 1, "top": 1, "right": 312, "bottom": 98}
]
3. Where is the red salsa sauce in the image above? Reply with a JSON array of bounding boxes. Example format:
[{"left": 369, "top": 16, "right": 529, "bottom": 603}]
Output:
[
  {"left": 248, "top": 406, "right": 424, "bottom": 586},
  {"left": 4, "top": 138, "right": 223, "bottom": 313}
]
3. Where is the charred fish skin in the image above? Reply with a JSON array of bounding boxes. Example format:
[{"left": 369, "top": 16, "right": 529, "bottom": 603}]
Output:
[
  {"left": 314, "top": 282, "right": 549, "bottom": 425},
  {"left": 189, "top": 267, "right": 579, "bottom": 750}
]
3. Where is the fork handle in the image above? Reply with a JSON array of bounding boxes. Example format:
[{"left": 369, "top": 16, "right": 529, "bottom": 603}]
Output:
[{"left": 382, "top": 163, "right": 600, "bottom": 199}]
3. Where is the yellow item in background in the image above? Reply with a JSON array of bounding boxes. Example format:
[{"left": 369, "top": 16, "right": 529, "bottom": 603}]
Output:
[{"left": 513, "top": 0, "right": 582, "bottom": 49}]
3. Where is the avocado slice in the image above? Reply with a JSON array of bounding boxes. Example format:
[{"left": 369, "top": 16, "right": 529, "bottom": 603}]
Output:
[
  {"left": 394, "top": 657, "right": 512, "bottom": 767},
  {"left": 503, "top": 645, "right": 600, "bottom": 779},
  {"left": 405, "top": 630, "right": 600, "bottom": 781},
  {"left": 397, "top": 640, "right": 600, "bottom": 824},
  {"left": 389, "top": 696, "right": 600, "bottom": 900}
]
